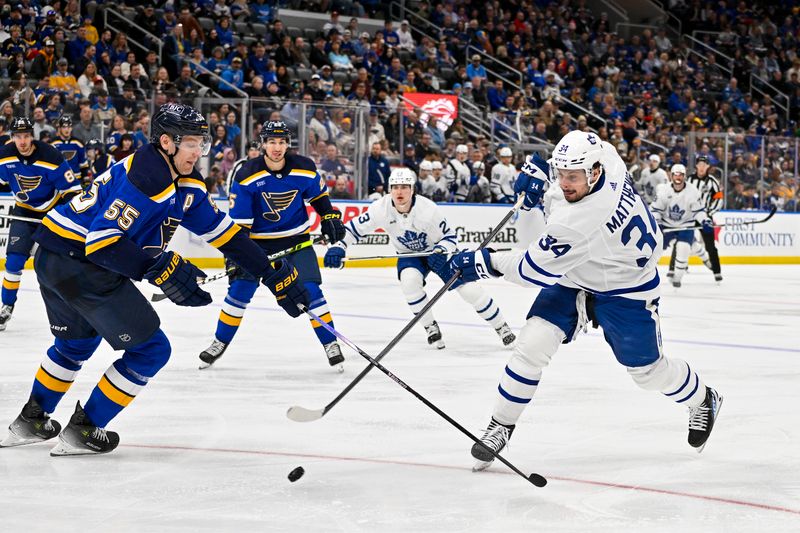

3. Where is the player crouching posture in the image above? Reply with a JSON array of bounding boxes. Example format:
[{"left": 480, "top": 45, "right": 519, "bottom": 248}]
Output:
[
  {"left": 324, "top": 167, "right": 515, "bottom": 348},
  {"left": 650, "top": 164, "right": 714, "bottom": 288},
  {"left": 0, "top": 104, "right": 308, "bottom": 455},
  {"left": 199, "top": 121, "right": 347, "bottom": 371},
  {"left": 448, "top": 131, "right": 722, "bottom": 471}
]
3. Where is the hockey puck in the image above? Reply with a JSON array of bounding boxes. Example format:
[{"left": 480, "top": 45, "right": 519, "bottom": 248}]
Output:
[{"left": 288, "top": 466, "right": 305, "bottom": 482}]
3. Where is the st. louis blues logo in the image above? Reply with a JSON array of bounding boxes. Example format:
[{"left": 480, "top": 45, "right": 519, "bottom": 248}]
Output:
[
  {"left": 396, "top": 230, "right": 428, "bottom": 251},
  {"left": 261, "top": 190, "right": 298, "bottom": 222},
  {"left": 12, "top": 173, "right": 43, "bottom": 203},
  {"left": 144, "top": 217, "right": 182, "bottom": 252},
  {"left": 668, "top": 204, "right": 686, "bottom": 221},
  {"left": 59, "top": 149, "right": 77, "bottom": 161}
]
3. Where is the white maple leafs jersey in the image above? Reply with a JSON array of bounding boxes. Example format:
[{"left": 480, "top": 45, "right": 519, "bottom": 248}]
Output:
[
  {"left": 635, "top": 167, "right": 668, "bottom": 204},
  {"left": 649, "top": 182, "right": 708, "bottom": 228},
  {"left": 337, "top": 194, "right": 458, "bottom": 254},
  {"left": 491, "top": 162, "right": 517, "bottom": 202},
  {"left": 417, "top": 175, "right": 448, "bottom": 201},
  {"left": 491, "top": 142, "right": 663, "bottom": 301}
]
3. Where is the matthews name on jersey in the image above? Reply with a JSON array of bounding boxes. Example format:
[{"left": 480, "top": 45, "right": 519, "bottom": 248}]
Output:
[
  {"left": 52, "top": 136, "right": 87, "bottom": 179},
  {"left": 229, "top": 153, "right": 329, "bottom": 244},
  {"left": 492, "top": 142, "right": 663, "bottom": 301},
  {"left": 35, "top": 143, "right": 265, "bottom": 280},
  {"left": 338, "top": 194, "right": 459, "bottom": 254},
  {"left": 0, "top": 140, "right": 81, "bottom": 216},
  {"left": 650, "top": 181, "right": 707, "bottom": 229}
]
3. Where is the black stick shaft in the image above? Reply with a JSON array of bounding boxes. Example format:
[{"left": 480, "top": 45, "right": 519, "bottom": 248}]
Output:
[
  {"left": 302, "top": 307, "right": 545, "bottom": 487},
  {"left": 312, "top": 195, "right": 527, "bottom": 418}
]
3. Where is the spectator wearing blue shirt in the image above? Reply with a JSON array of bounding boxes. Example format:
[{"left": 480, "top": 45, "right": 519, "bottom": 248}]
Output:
[
  {"left": 252, "top": 0, "right": 274, "bottom": 23},
  {"left": 224, "top": 111, "right": 241, "bottom": 146},
  {"left": 367, "top": 141, "right": 390, "bottom": 195},
  {"left": 248, "top": 42, "right": 271, "bottom": 78},
  {"left": 387, "top": 56, "right": 406, "bottom": 84},
  {"left": 65, "top": 26, "right": 91, "bottom": 66},
  {"left": 466, "top": 54, "right": 487, "bottom": 81},
  {"left": 216, "top": 17, "right": 234, "bottom": 49},
  {"left": 220, "top": 56, "right": 245, "bottom": 96},
  {"left": 487, "top": 80, "right": 508, "bottom": 111},
  {"left": 380, "top": 20, "right": 400, "bottom": 48}
]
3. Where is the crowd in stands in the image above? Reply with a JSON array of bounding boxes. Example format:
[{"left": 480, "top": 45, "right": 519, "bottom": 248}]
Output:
[{"left": 0, "top": 0, "right": 798, "bottom": 210}]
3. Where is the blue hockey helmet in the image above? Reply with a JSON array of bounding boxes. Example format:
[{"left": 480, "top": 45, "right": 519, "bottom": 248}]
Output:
[
  {"left": 150, "top": 103, "right": 210, "bottom": 155},
  {"left": 259, "top": 120, "right": 292, "bottom": 143},
  {"left": 57, "top": 115, "right": 73, "bottom": 128}
]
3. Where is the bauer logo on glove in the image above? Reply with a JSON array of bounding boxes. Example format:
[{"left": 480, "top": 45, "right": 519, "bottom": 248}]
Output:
[
  {"left": 153, "top": 253, "right": 183, "bottom": 286},
  {"left": 273, "top": 267, "right": 299, "bottom": 292}
]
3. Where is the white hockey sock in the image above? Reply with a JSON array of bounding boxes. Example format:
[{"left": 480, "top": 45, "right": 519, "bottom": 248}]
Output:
[
  {"left": 493, "top": 355, "right": 542, "bottom": 426},
  {"left": 400, "top": 269, "right": 434, "bottom": 325},
  {"left": 456, "top": 283, "right": 505, "bottom": 329},
  {"left": 673, "top": 241, "right": 690, "bottom": 283},
  {"left": 628, "top": 357, "right": 707, "bottom": 408}
]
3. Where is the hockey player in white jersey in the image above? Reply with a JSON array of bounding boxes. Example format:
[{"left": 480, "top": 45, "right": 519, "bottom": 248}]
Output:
[
  {"left": 416, "top": 160, "right": 438, "bottom": 200},
  {"left": 445, "top": 144, "right": 472, "bottom": 202},
  {"left": 634, "top": 153, "right": 668, "bottom": 204},
  {"left": 429, "top": 160, "right": 448, "bottom": 202},
  {"left": 323, "top": 167, "right": 516, "bottom": 348},
  {"left": 490, "top": 146, "right": 517, "bottom": 203},
  {"left": 447, "top": 131, "right": 722, "bottom": 471},
  {"left": 650, "top": 164, "right": 714, "bottom": 288}
]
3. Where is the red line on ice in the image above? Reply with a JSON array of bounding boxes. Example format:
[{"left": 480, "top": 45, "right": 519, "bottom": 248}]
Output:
[{"left": 124, "top": 443, "right": 799, "bottom": 516}]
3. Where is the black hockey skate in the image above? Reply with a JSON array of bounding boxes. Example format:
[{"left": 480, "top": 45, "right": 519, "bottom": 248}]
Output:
[
  {"left": 495, "top": 323, "right": 516, "bottom": 346},
  {"left": 424, "top": 321, "right": 445, "bottom": 349},
  {"left": 199, "top": 339, "right": 229, "bottom": 369},
  {"left": 0, "top": 304, "right": 14, "bottom": 331},
  {"left": 471, "top": 419, "right": 515, "bottom": 472},
  {"left": 324, "top": 341, "right": 345, "bottom": 373},
  {"left": 50, "top": 402, "right": 120, "bottom": 456},
  {"left": 0, "top": 396, "right": 61, "bottom": 447},
  {"left": 687, "top": 387, "right": 723, "bottom": 452},
  {"left": 714, "top": 273, "right": 723, "bottom": 283}
]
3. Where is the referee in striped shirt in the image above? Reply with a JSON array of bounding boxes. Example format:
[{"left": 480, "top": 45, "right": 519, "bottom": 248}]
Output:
[{"left": 688, "top": 155, "right": 724, "bottom": 281}]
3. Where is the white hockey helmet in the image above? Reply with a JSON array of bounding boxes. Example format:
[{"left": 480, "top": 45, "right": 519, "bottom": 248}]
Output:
[
  {"left": 431, "top": 160, "right": 443, "bottom": 170},
  {"left": 420, "top": 160, "right": 433, "bottom": 171},
  {"left": 472, "top": 160, "right": 485, "bottom": 174},
  {"left": 455, "top": 144, "right": 469, "bottom": 154},
  {"left": 548, "top": 131, "right": 606, "bottom": 188},
  {"left": 388, "top": 167, "right": 416, "bottom": 187},
  {"left": 498, "top": 146, "right": 513, "bottom": 158},
  {"left": 670, "top": 163, "right": 686, "bottom": 175}
]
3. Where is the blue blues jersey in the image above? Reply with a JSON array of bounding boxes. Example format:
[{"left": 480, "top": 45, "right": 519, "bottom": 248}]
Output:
[
  {"left": 37, "top": 144, "right": 268, "bottom": 281},
  {"left": 230, "top": 153, "right": 329, "bottom": 239},
  {"left": 86, "top": 154, "right": 115, "bottom": 183},
  {"left": 52, "top": 136, "right": 87, "bottom": 178},
  {"left": 0, "top": 140, "right": 81, "bottom": 215}
]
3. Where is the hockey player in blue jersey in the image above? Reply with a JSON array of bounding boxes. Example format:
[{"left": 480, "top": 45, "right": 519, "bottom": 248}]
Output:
[
  {"left": 448, "top": 131, "right": 722, "bottom": 471},
  {"left": 51, "top": 116, "right": 88, "bottom": 183},
  {"left": 198, "top": 120, "right": 347, "bottom": 371},
  {"left": 83, "top": 138, "right": 115, "bottom": 186},
  {"left": 0, "top": 117, "right": 82, "bottom": 331},
  {"left": 0, "top": 104, "right": 309, "bottom": 455}
]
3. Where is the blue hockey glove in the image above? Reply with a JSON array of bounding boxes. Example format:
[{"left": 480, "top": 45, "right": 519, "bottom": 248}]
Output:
[
  {"left": 320, "top": 211, "right": 346, "bottom": 244},
  {"left": 262, "top": 259, "right": 309, "bottom": 318},
  {"left": 324, "top": 246, "right": 346, "bottom": 269},
  {"left": 448, "top": 249, "right": 500, "bottom": 283},
  {"left": 426, "top": 245, "right": 449, "bottom": 273},
  {"left": 701, "top": 219, "right": 714, "bottom": 234},
  {"left": 514, "top": 154, "right": 549, "bottom": 210},
  {"left": 469, "top": 174, "right": 479, "bottom": 186},
  {"left": 144, "top": 251, "right": 212, "bottom": 307}
]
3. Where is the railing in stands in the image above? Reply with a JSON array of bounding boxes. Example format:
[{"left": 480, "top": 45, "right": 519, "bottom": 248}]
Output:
[
  {"left": 683, "top": 34, "right": 733, "bottom": 74},
  {"left": 749, "top": 73, "right": 790, "bottom": 122}
]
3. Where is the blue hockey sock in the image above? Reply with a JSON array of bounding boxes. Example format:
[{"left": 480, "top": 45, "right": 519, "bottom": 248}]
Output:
[
  {"left": 32, "top": 337, "right": 101, "bottom": 413},
  {"left": 214, "top": 279, "right": 258, "bottom": 344},
  {"left": 84, "top": 329, "right": 170, "bottom": 428},
  {"left": 306, "top": 282, "right": 336, "bottom": 345}
]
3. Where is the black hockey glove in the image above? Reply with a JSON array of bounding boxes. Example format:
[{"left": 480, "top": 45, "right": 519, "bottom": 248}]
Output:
[
  {"left": 262, "top": 259, "right": 310, "bottom": 318},
  {"left": 144, "top": 251, "right": 212, "bottom": 307},
  {"left": 320, "top": 210, "right": 346, "bottom": 244}
]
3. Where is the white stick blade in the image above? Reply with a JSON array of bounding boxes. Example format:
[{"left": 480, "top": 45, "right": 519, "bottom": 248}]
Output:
[{"left": 286, "top": 406, "right": 325, "bottom": 422}]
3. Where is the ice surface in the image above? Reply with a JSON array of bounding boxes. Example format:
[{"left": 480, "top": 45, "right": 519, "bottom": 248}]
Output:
[{"left": 1, "top": 265, "right": 798, "bottom": 532}]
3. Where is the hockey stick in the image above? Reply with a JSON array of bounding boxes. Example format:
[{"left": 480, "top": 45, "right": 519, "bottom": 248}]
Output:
[
  {"left": 150, "top": 235, "right": 327, "bottom": 302},
  {"left": 0, "top": 213, "right": 45, "bottom": 224},
  {"left": 660, "top": 206, "right": 777, "bottom": 233},
  {"left": 287, "top": 194, "right": 526, "bottom": 423},
  {"left": 300, "top": 306, "right": 547, "bottom": 487},
  {"left": 342, "top": 247, "right": 515, "bottom": 262}
]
